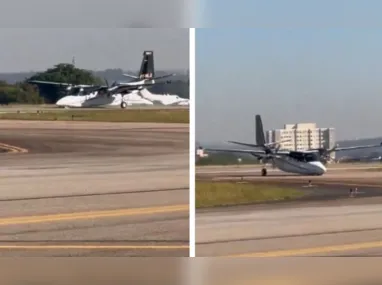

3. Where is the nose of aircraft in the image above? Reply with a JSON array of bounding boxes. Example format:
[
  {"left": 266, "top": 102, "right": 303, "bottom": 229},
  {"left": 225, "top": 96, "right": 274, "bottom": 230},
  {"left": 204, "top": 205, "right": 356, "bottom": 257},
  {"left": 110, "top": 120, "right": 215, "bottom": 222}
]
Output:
[
  {"left": 309, "top": 161, "right": 327, "bottom": 175},
  {"left": 318, "top": 163, "right": 327, "bottom": 174},
  {"left": 56, "top": 98, "right": 65, "bottom": 106}
]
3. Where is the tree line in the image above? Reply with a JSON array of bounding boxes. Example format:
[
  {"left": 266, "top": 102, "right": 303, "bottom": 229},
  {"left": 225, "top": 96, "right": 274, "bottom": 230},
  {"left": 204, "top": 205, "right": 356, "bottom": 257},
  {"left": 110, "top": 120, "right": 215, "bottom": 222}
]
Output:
[{"left": 0, "top": 64, "right": 189, "bottom": 104}]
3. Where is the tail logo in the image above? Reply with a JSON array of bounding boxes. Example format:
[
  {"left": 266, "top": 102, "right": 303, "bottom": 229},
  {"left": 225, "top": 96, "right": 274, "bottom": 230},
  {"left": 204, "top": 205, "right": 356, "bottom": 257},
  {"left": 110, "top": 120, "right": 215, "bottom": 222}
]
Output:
[{"left": 140, "top": 73, "right": 153, "bottom": 79}]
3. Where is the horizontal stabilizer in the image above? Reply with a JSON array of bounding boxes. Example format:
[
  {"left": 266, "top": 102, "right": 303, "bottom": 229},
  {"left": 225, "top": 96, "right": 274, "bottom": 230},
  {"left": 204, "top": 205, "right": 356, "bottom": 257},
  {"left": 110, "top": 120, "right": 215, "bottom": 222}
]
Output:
[
  {"left": 228, "top": 141, "right": 262, "bottom": 148},
  {"left": 264, "top": 139, "right": 291, "bottom": 147},
  {"left": 153, "top": 73, "right": 176, "bottom": 80},
  {"left": 122, "top": 73, "right": 139, "bottom": 79}
]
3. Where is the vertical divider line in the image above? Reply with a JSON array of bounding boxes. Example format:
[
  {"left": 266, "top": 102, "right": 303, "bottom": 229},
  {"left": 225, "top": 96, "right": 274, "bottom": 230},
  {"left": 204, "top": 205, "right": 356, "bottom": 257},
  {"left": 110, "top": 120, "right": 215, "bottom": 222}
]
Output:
[{"left": 189, "top": 27, "right": 196, "bottom": 258}]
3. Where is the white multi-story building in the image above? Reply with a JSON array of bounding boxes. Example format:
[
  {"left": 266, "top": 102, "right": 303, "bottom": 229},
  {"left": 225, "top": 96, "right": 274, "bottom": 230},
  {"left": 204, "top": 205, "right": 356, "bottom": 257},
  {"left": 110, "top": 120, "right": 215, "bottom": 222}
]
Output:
[{"left": 265, "top": 123, "right": 336, "bottom": 158}]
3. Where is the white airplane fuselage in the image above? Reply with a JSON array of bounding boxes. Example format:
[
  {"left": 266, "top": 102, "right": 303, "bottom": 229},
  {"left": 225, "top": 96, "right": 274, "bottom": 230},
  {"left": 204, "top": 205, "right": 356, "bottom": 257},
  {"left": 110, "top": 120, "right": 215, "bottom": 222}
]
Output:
[
  {"left": 56, "top": 91, "right": 153, "bottom": 108},
  {"left": 139, "top": 89, "right": 189, "bottom": 106},
  {"left": 267, "top": 155, "right": 327, "bottom": 175}
]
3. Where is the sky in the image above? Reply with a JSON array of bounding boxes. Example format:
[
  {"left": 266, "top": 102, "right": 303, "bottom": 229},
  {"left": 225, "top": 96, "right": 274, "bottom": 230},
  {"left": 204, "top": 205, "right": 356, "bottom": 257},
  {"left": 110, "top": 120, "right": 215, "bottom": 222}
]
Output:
[
  {"left": 0, "top": 0, "right": 193, "bottom": 28},
  {"left": 0, "top": 29, "right": 189, "bottom": 72},
  {"left": 196, "top": 28, "right": 382, "bottom": 142},
  {"left": 197, "top": 0, "right": 382, "bottom": 28}
]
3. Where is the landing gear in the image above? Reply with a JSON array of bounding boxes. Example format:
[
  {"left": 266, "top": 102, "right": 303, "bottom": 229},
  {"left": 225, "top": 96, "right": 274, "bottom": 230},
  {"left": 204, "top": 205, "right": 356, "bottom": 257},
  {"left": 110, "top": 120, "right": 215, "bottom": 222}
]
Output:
[
  {"left": 261, "top": 168, "right": 267, "bottom": 176},
  {"left": 120, "top": 101, "right": 127, "bottom": 109}
]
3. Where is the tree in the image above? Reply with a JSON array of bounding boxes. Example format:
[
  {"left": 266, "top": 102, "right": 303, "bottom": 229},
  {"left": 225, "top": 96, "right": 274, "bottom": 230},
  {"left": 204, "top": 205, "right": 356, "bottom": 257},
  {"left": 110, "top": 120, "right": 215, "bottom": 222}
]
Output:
[
  {"left": 27, "top": 63, "right": 104, "bottom": 103},
  {"left": 0, "top": 82, "right": 43, "bottom": 105}
]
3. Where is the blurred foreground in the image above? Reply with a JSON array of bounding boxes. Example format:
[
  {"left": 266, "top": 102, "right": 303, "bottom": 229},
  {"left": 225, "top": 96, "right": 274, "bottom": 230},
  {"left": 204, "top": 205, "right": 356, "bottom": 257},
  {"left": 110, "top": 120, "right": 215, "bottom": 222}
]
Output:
[
  {"left": 3, "top": 258, "right": 382, "bottom": 284},
  {"left": 203, "top": 258, "right": 382, "bottom": 285}
]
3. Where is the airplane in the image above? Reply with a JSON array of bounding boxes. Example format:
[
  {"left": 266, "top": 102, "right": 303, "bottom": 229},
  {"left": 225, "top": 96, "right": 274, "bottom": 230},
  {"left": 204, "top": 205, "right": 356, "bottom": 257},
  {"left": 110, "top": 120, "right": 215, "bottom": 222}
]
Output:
[
  {"left": 27, "top": 81, "right": 154, "bottom": 108},
  {"left": 199, "top": 114, "right": 382, "bottom": 176},
  {"left": 139, "top": 88, "right": 189, "bottom": 106},
  {"left": 55, "top": 89, "right": 153, "bottom": 108},
  {"left": 28, "top": 51, "right": 174, "bottom": 109}
]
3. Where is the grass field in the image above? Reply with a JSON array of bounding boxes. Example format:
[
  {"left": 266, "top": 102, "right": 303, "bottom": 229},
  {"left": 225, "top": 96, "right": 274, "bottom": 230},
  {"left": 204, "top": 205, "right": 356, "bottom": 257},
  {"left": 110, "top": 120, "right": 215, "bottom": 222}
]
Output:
[
  {"left": 196, "top": 181, "right": 305, "bottom": 208},
  {"left": 0, "top": 109, "right": 189, "bottom": 123},
  {"left": 364, "top": 166, "right": 382, "bottom": 171}
]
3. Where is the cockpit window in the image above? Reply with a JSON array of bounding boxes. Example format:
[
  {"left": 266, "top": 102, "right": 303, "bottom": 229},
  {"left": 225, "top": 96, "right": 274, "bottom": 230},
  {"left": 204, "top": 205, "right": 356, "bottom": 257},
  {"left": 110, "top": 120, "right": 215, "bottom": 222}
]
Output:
[
  {"left": 289, "top": 151, "right": 319, "bottom": 162},
  {"left": 304, "top": 153, "right": 319, "bottom": 162},
  {"left": 82, "top": 87, "right": 99, "bottom": 95},
  {"left": 69, "top": 87, "right": 81, "bottom": 95}
]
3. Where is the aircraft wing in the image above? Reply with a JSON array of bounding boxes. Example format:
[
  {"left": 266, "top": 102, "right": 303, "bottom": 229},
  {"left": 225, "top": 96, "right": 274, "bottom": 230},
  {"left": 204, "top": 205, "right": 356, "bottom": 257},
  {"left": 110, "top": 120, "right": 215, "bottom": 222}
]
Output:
[
  {"left": 204, "top": 148, "right": 268, "bottom": 158},
  {"left": 228, "top": 139, "right": 291, "bottom": 149},
  {"left": 28, "top": 80, "right": 71, "bottom": 86},
  {"left": 334, "top": 142, "right": 382, "bottom": 152},
  {"left": 204, "top": 147, "right": 290, "bottom": 158},
  {"left": 28, "top": 80, "right": 95, "bottom": 88},
  {"left": 108, "top": 85, "right": 140, "bottom": 93},
  {"left": 122, "top": 73, "right": 175, "bottom": 80},
  {"left": 109, "top": 83, "right": 161, "bottom": 94}
]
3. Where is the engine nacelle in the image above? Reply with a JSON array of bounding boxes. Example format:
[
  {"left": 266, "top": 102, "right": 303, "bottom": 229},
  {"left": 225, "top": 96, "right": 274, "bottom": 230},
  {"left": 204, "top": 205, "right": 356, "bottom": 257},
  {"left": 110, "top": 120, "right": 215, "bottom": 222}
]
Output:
[{"left": 255, "top": 155, "right": 271, "bottom": 165}]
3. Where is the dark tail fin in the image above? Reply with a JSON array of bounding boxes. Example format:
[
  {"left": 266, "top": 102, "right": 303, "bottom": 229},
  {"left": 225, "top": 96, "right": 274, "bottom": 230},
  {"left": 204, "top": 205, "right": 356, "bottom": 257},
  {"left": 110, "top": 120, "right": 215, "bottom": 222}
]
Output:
[
  {"left": 256, "top": 114, "right": 265, "bottom": 145},
  {"left": 139, "top": 50, "right": 155, "bottom": 80}
]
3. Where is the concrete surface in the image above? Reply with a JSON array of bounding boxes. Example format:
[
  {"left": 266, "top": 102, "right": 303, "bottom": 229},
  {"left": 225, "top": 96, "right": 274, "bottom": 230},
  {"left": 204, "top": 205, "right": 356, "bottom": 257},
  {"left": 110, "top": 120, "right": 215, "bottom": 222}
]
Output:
[
  {"left": 202, "top": 258, "right": 382, "bottom": 285},
  {"left": 0, "top": 258, "right": 185, "bottom": 285},
  {"left": 196, "top": 170, "right": 382, "bottom": 257},
  {"left": 0, "top": 120, "right": 189, "bottom": 256}
]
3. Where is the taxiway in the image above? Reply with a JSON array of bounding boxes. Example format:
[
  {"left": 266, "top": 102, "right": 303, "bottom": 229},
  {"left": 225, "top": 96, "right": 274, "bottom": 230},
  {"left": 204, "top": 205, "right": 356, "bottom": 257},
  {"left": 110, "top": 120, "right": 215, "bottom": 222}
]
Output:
[
  {"left": 196, "top": 166, "right": 382, "bottom": 257},
  {"left": 0, "top": 120, "right": 189, "bottom": 256}
]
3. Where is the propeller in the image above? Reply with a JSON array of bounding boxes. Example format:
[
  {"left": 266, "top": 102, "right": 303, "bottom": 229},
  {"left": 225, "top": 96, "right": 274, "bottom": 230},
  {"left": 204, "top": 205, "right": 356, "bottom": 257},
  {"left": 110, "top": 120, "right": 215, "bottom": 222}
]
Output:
[
  {"left": 99, "top": 78, "right": 112, "bottom": 97},
  {"left": 311, "top": 144, "right": 338, "bottom": 164},
  {"left": 103, "top": 78, "right": 120, "bottom": 97}
]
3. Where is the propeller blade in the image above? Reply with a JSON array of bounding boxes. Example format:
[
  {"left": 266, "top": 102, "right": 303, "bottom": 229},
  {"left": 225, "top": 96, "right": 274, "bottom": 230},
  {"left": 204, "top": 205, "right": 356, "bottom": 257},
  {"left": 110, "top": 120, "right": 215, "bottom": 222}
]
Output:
[{"left": 328, "top": 144, "right": 339, "bottom": 152}]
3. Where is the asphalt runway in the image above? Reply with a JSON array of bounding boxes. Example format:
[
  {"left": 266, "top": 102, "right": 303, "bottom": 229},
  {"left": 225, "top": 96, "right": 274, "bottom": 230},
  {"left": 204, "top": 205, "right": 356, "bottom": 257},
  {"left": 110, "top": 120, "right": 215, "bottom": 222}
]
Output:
[
  {"left": 0, "top": 120, "right": 189, "bottom": 256},
  {"left": 196, "top": 168, "right": 382, "bottom": 257},
  {"left": 202, "top": 258, "right": 382, "bottom": 285}
]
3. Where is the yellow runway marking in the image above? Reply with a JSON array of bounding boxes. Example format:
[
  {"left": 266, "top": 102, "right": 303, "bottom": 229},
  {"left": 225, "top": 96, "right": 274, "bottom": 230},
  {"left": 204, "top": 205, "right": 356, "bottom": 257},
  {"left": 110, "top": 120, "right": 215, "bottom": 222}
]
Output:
[
  {"left": 0, "top": 245, "right": 189, "bottom": 250},
  {"left": 228, "top": 240, "right": 382, "bottom": 257},
  {"left": 0, "top": 204, "right": 188, "bottom": 226},
  {"left": 0, "top": 142, "right": 28, "bottom": 153}
]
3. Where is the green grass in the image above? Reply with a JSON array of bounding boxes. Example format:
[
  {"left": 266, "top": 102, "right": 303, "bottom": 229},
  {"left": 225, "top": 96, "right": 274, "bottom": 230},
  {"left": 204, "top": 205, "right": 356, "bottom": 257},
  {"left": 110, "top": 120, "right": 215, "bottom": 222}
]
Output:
[
  {"left": 364, "top": 166, "right": 382, "bottom": 171},
  {"left": 0, "top": 109, "right": 189, "bottom": 123},
  {"left": 196, "top": 181, "right": 305, "bottom": 208}
]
